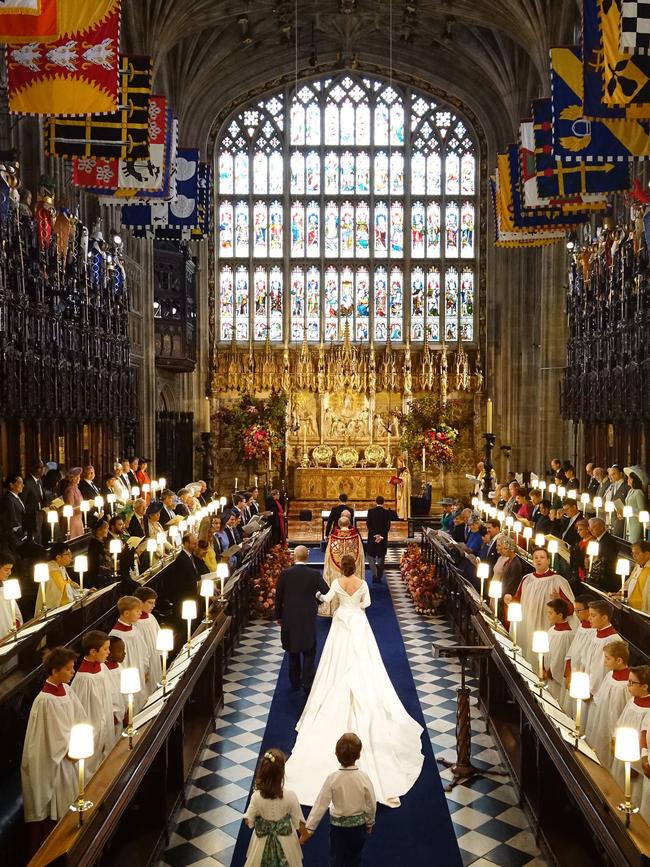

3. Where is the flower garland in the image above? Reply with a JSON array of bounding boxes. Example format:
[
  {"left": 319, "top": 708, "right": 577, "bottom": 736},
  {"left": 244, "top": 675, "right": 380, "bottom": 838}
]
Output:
[
  {"left": 400, "top": 543, "right": 441, "bottom": 616},
  {"left": 250, "top": 543, "right": 292, "bottom": 619}
]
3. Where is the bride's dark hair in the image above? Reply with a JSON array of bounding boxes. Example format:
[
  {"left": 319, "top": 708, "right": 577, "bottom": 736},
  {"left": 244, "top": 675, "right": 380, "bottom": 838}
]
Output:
[{"left": 340, "top": 554, "right": 357, "bottom": 577}]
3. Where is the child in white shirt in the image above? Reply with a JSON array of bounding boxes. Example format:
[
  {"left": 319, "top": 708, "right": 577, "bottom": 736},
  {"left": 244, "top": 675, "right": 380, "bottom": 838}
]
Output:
[{"left": 301, "top": 733, "right": 376, "bottom": 867}]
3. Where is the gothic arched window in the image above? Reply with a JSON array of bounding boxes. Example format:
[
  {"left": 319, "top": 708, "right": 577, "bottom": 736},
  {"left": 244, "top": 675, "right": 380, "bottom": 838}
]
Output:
[{"left": 216, "top": 75, "right": 477, "bottom": 344}]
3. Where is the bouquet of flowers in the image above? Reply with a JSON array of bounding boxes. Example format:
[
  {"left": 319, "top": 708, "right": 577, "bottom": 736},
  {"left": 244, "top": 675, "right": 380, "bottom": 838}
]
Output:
[
  {"left": 397, "top": 395, "right": 465, "bottom": 470},
  {"left": 242, "top": 423, "right": 283, "bottom": 464},
  {"left": 400, "top": 543, "right": 441, "bottom": 616},
  {"left": 250, "top": 543, "right": 292, "bottom": 619}
]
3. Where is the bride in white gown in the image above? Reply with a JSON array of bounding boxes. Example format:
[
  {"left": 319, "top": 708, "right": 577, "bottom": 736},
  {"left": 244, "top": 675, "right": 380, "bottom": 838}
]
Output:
[{"left": 284, "top": 555, "right": 424, "bottom": 808}]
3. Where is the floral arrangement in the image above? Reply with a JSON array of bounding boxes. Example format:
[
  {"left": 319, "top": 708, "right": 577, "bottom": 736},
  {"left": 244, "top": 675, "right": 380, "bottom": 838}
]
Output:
[
  {"left": 400, "top": 543, "right": 441, "bottom": 616},
  {"left": 397, "top": 395, "right": 466, "bottom": 469},
  {"left": 219, "top": 393, "right": 287, "bottom": 467},
  {"left": 250, "top": 543, "right": 292, "bottom": 619}
]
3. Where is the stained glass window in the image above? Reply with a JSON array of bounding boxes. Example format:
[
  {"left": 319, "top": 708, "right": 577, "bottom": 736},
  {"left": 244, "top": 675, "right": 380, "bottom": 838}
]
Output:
[{"left": 216, "top": 76, "right": 478, "bottom": 343}]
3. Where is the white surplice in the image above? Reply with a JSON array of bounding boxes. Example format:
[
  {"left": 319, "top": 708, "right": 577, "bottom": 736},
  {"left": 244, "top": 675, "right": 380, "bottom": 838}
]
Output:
[
  {"left": 561, "top": 623, "right": 596, "bottom": 716},
  {"left": 109, "top": 621, "right": 150, "bottom": 712},
  {"left": 70, "top": 662, "right": 116, "bottom": 774},
  {"left": 510, "top": 571, "right": 575, "bottom": 665},
  {"left": 136, "top": 612, "right": 163, "bottom": 689},
  {"left": 612, "top": 699, "right": 650, "bottom": 804},
  {"left": 583, "top": 669, "right": 630, "bottom": 768},
  {"left": 21, "top": 683, "right": 86, "bottom": 822},
  {"left": 284, "top": 579, "right": 424, "bottom": 808},
  {"left": 544, "top": 623, "right": 574, "bottom": 701}
]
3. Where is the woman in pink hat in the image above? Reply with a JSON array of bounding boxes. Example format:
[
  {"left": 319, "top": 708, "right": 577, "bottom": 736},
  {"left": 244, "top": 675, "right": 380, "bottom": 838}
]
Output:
[{"left": 62, "top": 467, "right": 84, "bottom": 539}]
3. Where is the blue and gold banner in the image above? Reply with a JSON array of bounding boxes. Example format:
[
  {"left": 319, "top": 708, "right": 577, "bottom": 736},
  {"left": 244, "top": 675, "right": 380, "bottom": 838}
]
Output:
[
  {"left": 532, "top": 98, "right": 631, "bottom": 198},
  {"left": 551, "top": 46, "right": 650, "bottom": 159},
  {"left": 491, "top": 173, "right": 564, "bottom": 248},
  {"left": 599, "top": 0, "right": 650, "bottom": 115}
]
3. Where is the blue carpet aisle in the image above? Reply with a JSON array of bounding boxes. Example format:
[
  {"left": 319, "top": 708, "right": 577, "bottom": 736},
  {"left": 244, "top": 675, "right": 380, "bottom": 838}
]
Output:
[
  {"left": 156, "top": 544, "right": 550, "bottom": 867},
  {"left": 229, "top": 548, "right": 462, "bottom": 867}
]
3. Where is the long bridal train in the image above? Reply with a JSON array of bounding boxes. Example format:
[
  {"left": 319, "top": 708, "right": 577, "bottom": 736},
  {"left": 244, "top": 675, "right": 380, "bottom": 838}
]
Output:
[{"left": 284, "top": 580, "right": 424, "bottom": 808}]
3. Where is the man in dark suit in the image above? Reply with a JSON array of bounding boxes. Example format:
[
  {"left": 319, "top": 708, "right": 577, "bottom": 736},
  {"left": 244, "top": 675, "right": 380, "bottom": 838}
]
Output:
[
  {"left": 275, "top": 545, "right": 329, "bottom": 692},
  {"left": 325, "top": 493, "right": 355, "bottom": 537},
  {"left": 479, "top": 519, "right": 501, "bottom": 569},
  {"left": 557, "top": 499, "right": 583, "bottom": 547},
  {"left": 249, "top": 486, "right": 260, "bottom": 517},
  {"left": 79, "top": 465, "right": 101, "bottom": 501},
  {"left": 534, "top": 500, "right": 554, "bottom": 534},
  {"left": 170, "top": 532, "right": 200, "bottom": 599},
  {"left": 21, "top": 460, "right": 45, "bottom": 544},
  {"left": 587, "top": 517, "right": 620, "bottom": 592},
  {"left": 0, "top": 473, "right": 27, "bottom": 552},
  {"left": 159, "top": 490, "right": 177, "bottom": 528},
  {"left": 128, "top": 499, "right": 148, "bottom": 538},
  {"left": 366, "top": 496, "right": 398, "bottom": 583},
  {"left": 87, "top": 520, "right": 113, "bottom": 588}
]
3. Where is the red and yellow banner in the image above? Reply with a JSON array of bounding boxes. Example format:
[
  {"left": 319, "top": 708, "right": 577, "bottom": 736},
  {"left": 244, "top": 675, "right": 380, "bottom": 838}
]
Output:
[
  {"left": 0, "top": 0, "right": 118, "bottom": 44},
  {"left": 7, "top": 5, "right": 120, "bottom": 115}
]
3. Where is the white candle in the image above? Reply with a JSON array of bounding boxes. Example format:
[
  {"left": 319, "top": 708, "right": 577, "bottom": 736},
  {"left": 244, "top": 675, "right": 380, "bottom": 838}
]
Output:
[
  {"left": 268, "top": 445, "right": 272, "bottom": 474},
  {"left": 422, "top": 446, "right": 426, "bottom": 473},
  {"left": 486, "top": 398, "right": 493, "bottom": 434}
]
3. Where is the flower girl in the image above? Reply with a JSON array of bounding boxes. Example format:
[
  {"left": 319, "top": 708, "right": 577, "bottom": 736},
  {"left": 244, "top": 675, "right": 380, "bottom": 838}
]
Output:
[{"left": 244, "top": 748, "right": 305, "bottom": 867}]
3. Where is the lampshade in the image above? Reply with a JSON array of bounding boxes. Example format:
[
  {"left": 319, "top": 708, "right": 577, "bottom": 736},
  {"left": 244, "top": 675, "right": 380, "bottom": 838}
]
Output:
[
  {"left": 640, "top": 510, "right": 650, "bottom": 524},
  {"left": 538, "top": 481, "right": 547, "bottom": 491},
  {"left": 33, "top": 562, "right": 49, "bottom": 584},
  {"left": 513, "top": 521, "right": 522, "bottom": 534},
  {"left": 62, "top": 504, "right": 73, "bottom": 518},
  {"left": 580, "top": 493, "right": 590, "bottom": 505},
  {"left": 146, "top": 539, "right": 157, "bottom": 553},
  {"left": 216, "top": 562, "right": 230, "bottom": 579},
  {"left": 150, "top": 481, "right": 158, "bottom": 492},
  {"left": 80, "top": 500, "right": 90, "bottom": 513},
  {"left": 106, "top": 493, "right": 116, "bottom": 505},
  {"left": 120, "top": 667, "right": 141, "bottom": 695},
  {"left": 2, "top": 578, "right": 21, "bottom": 601},
  {"left": 178, "top": 520, "right": 188, "bottom": 533},
  {"left": 532, "top": 630, "right": 550, "bottom": 654},
  {"left": 604, "top": 500, "right": 615, "bottom": 514},
  {"left": 94, "top": 496, "right": 104, "bottom": 509},
  {"left": 523, "top": 527, "right": 533, "bottom": 540},
  {"left": 623, "top": 505, "right": 634, "bottom": 519},
  {"left": 568, "top": 489, "right": 578, "bottom": 500},
  {"left": 168, "top": 526, "right": 179, "bottom": 540},
  {"left": 200, "top": 578, "right": 215, "bottom": 598},
  {"left": 131, "top": 486, "right": 140, "bottom": 498},
  {"left": 557, "top": 486, "right": 566, "bottom": 498},
  {"left": 586, "top": 540, "right": 600, "bottom": 558},
  {"left": 142, "top": 483, "right": 150, "bottom": 494},
  {"left": 471, "top": 497, "right": 478, "bottom": 507},
  {"left": 507, "top": 602, "right": 522, "bottom": 623},
  {"left": 547, "top": 540, "right": 559, "bottom": 555},
  {"left": 109, "top": 539, "right": 122, "bottom": 555},
  {"left": 219, "top": 496, "right": 227, "bottom": 507},
  {"left": 156, "top": 531, "right": 167, "bottom": 546},
  {"left": 186, "top": 515, "right": 196, "bottom": 528},
  {"left": 74, "top": 555, "right": 88, "bottom": 573},
  {"left": 68, "top": 723, "right": 94, "bottom": 760},
  {"left": 497, "top": 510, "right": 505, "bottom": 522},
  {"left": 593, "top": 496, "right": 603, "bottom": 509},
  {"left": 487, "top": 579, "right": 502, "bottom": 600},
  {"left": 534, "top": 533, "right": 545, "bottom": 547},
  {"left": 549, "top": 483, "right": 557, "bottom": 494},
  {"left": 47, "top": 511, "right": 58, "bottom": 525},
  {"left": 158, "top": 477, "right": 166, "bottom": 489},
  {"left": 614, "top": 727, "right": 641, "bottom": 763},
  {"left": 616, "top": 558, "right": 631, "bottom": 577},
  {"left": 476, "top": 562, "right": 490, "bottom": 580},
  {"left": 569, "top": 671, "right": 590, "bottom": 701},
  {"left": 156, "top": 628, "right": 174, "bottom": 652},
  {"left": 181, "top": 599, "right": 197, "bottom": 620},
  {"left": 505, "top": 515, "right": 514, "bottom": 527}
]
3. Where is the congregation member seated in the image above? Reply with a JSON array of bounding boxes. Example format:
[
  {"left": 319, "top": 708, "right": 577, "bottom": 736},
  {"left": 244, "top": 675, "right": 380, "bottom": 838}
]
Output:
[
  {"left": 533, "top": 499, "right": 554, "bottom": 534},
  {"left": 34, "top": 542, "right": 81, "bottom": 616},
  {"left": 587, "top": 518, "right": 619, "bottom": 591},
  {"left": 87, "top": 519, "right": 113, "bottom": 588},
  {"left": 128, "top": 498, "right": 148, "bottom": 538}
]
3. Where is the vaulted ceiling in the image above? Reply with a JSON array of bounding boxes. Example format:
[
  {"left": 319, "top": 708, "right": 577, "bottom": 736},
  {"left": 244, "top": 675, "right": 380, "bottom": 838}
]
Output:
[{"left": 123, "top": 0, "right": 578, "bottom": 155}]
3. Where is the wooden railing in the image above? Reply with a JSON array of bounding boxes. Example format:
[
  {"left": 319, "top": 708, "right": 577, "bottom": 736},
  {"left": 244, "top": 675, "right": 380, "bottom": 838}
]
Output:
[
  {"left": 0, "top": 529, "right": 272, "bottom": 867},
  {"left": 421, "top": 529, "right": 650, "bottom": 867}
]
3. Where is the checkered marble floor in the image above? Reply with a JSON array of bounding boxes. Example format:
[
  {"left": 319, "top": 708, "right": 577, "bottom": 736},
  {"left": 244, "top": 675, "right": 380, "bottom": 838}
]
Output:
[
  {"left": 384, "top": 548, "right": 550, "bottom": 867},
  {"left": 157, "top": 546, "right": 550, "bottom": 867}
]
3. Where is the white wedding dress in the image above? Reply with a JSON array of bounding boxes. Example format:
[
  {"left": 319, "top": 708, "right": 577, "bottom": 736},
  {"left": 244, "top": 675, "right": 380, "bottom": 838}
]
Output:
[{"left": 284, "top": 579, "right": 424, "bottom": 808}]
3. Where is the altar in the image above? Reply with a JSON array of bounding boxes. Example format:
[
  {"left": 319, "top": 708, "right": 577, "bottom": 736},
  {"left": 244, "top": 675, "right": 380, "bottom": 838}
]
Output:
[{"left": 294, "top": 467, "right": 396, "bottom": 504}]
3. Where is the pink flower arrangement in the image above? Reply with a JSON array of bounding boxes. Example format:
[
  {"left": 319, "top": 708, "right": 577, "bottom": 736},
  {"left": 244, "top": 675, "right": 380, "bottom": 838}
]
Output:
[
  {"left": 400, "top": 543, "right": 441, "bottom": 615},
  {"left": 410, "top": 424, "right": 459, "bottom": 468},
  {"left": 243, "top": 423, "right": 283, "bottom": 463},
  {"left": 250, "top": 543, "right": 292, "bottom": 619}
]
